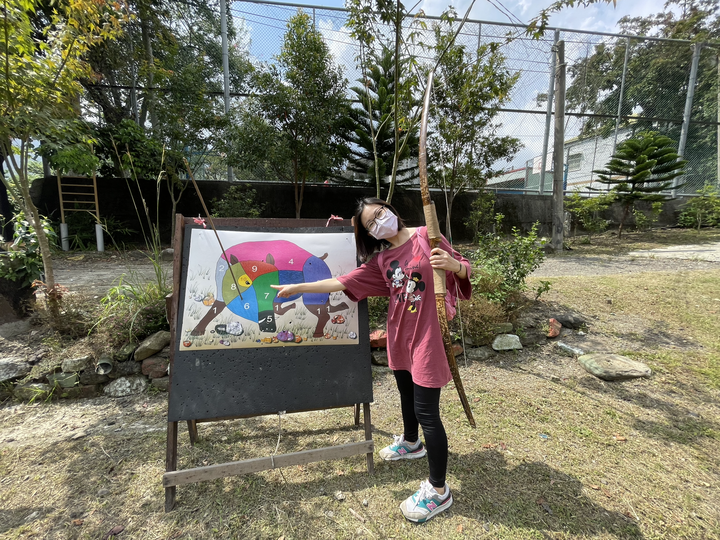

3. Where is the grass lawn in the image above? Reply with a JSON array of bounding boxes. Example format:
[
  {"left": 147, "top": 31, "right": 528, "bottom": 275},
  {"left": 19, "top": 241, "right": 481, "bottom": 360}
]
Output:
[{"left": 1, "top": 239, "right": 719, "bottom": 539}]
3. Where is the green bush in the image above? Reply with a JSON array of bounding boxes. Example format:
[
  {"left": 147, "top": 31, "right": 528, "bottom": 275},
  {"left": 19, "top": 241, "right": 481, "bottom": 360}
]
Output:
[
  {"left": 367, "top": 296, "right": 389, "bottom": 329},
  {"left": 467, "top": 215, "right": 547, "bottom": 307},
  {"left": 678, "top": 185, "right": 720, "bottom": 230},
  {"left": 211, "top": 184, "right": 265, "bottom": 218},
  {"left": 0, "top": 213, "right": 53, "bottom": 287},
  {"left": 633, "top": 201, "right": 663, "bottom": 231},
  {"left": 465, "top": 190, "right": 496, "bottom": 241},
  {"left": 58, "top": 211, "right": 136, "bottom": 251},
  {"left": 564, "top": 190, "right": 614, "bottom": 240}
]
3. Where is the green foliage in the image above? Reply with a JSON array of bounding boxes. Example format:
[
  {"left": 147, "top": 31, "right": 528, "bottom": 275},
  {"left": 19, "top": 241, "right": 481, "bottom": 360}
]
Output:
[
  {"left": 452, "top": 297, "right": 507, "bottom": 346},
  {"left": 367, "top": 296, "right": 390, "bottom": 329},
  {"left": 211, "top": 184, "right": 265, "bottom": 218},
  {"left": 337, "top": 46, "right": 419, "bottom": 194},
  {"left": 0, "top": 213, "right": 54, "bottom": 288},
  {"left": 593, "top": 131, "right": 686, "bottom": 237},
  {"left": 95, "top": 274, "right": 171, "bottom": 348},
  {"left": 224, "top": 11, "right": 349, "bottom": 218},
  {"left": 428, "top": 10, "right": 521, "bottom": 238},
  {"left": 633, "top": 201, "right": 663, "bottom": 231},
  {"left": 564, "top": 190, "right": 615, "bottom": 240},
  {"left": 466, "top": 190, "right": 497, "bottom": 241},
  {"left": 468, "top": 215, "right": 547, "bottom": 306},
  {"left": 678, "top": 185, "right": 720, "bottom": 229}
]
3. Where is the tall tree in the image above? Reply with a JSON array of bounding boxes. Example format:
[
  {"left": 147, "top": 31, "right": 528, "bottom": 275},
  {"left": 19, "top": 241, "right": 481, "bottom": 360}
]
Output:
[
  {"left": 593, "top": 131, "right": 687, "bottom": 237},
  {"left": 564, "top": 0, "right": 720, "bottom": 189},
  {"left": 0, "top": 0, "right": 125, "bottom": 301},
  {"left": 224, "top": 11, "right": 349, "bottom": 219},
  {"left": 338, "top": 47, "right": 419, "bottom": 195},
  {"left": 428, "top": 11, "right": 521, "bottom": 239}
]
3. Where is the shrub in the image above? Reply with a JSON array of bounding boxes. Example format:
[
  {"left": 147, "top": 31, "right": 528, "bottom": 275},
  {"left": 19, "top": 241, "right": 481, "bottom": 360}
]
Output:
[
  {"left": 451, "top": 297, "right": 507, "bottom": 346},
  {"left": 633, "top": 201, "right": 663, "bottom": 231},
  {"left": 367, "top": 296, "right": 389, "bottom": 329},
  {"left": 467, "top": 215, "right": 547, "bottom": 306},
  {"left": 0, "top": 213, "right": 53, "bottom": 288},
  {"left": 211, "top": 184, "right": 265, "bottom": 218},
  {"left": 564, "top": 190, "right": 614, "bottom": 240},
  {"left": 678, "top": 185, "right": 720, "bottom": 230},
  {"left": 465, "top": 190, "right": 496, "bottom": 241}
]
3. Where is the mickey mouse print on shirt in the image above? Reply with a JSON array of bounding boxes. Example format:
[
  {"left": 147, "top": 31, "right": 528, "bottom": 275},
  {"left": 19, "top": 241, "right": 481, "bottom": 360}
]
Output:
[{"left": 385, "top": 256, "right": 426, "bottom": 314}]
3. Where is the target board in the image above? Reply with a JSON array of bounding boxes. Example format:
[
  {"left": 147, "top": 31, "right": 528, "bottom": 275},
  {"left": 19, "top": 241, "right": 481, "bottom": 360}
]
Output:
[{"left": 168, "top": 223, "right": 373, "bottom": 422}]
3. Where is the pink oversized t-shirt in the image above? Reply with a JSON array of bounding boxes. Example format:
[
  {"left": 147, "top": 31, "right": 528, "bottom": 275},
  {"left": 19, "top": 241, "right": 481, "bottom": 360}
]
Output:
[{"left": 338, "top": 228, "right": 471, "bottom": 388}]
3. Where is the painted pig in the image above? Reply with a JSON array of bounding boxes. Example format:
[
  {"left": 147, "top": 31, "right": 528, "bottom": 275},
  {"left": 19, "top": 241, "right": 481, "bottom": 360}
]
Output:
[{"left": 190, "top": 240, "right": 349, "bottom": 338}]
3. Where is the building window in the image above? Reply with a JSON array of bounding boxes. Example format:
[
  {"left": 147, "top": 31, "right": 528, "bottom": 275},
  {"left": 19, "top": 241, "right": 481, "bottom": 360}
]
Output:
[{"left": 567, "top": 153, "right": 583, "bottom": 172}]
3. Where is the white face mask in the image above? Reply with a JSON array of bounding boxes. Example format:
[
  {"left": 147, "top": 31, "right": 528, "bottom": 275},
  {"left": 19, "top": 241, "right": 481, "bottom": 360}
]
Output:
[{"left": 367, "top": 208, "right": 399, "bottom": 240}]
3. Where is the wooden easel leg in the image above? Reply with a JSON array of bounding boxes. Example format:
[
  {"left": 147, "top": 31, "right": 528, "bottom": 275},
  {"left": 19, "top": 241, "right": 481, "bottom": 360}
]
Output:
[
  {"left": 165, "top": 421, "right": 178, "bottom": 512},
  {"left": 363, "top": 403, "right": 374, "bottom": 474},
  {"left": 353, "top": 404, "right": 360, "bottom": 427},
  {"left": 187, "top": 419, "right": 198, "bottom": 445}
]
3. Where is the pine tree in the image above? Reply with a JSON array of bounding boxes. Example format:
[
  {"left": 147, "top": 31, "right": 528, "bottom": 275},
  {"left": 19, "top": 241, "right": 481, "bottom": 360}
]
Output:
[
  {"left": 593, "top": 131, "right": 687, "bottom": 237},
  {"left": 335, "top": 47, "right": 419, "bottom": 195}
]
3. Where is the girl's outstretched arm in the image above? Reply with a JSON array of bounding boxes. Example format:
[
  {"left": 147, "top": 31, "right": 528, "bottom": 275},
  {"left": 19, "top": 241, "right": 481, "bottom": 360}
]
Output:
[{"left": 271, "top": 278, "right": 346, "bottom": 298}]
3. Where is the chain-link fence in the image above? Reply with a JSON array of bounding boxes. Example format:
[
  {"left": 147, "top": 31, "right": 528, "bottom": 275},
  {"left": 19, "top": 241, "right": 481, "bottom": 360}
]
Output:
[{"left": 218, "top": 0, "right": 719, "bottom": 195}]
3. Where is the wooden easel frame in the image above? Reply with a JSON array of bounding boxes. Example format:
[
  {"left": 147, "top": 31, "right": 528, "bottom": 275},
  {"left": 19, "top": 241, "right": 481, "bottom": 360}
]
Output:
[{"left": 163, "top": 215, "right": 374, "bottom": 512}]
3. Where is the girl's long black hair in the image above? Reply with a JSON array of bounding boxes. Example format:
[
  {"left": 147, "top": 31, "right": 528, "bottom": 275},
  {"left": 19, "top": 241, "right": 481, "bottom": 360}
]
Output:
[{"left": 353, "top": 197, "right": 406, "bottom": 262}]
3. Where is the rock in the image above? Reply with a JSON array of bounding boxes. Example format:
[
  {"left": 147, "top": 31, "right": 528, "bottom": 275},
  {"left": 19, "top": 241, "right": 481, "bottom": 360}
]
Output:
[
  {"left": 555, "top": 314, "right": 586, "bottom": 330},
  {"left": 60, "top": 385, "right": 101, "bottom": 399},
  {"left": 47, "top": 372, "right": 79, "bottom": 389},
  {"left": 0, "top": 357, "right": 31, "bottom": 383},
  {"left": 61, "top": 355, "right": 92, "bottom": 373},
  {"left": 112, "top": 343, "right": 137, "bottom": 362},
  {"left": 491, "top": 334, "right": 522, "bottom": 351},
  {"left": 161, "top": 248, "right": 174, "bottom": 261},
  {"left": 369, "top": 329, "right": 387, "bottom": 348},
  {"left": 0, "top": 296, "right": 20, "bottom": 325},
  {"left": 134, "top": 332, "right": 171, "bottom": 361},
  {"left": 111, "top": 361, "right": 141, "bottom": 378},
  {"left": 547, "top": 318, "right": 562, "bottom": 338},
  {"left": 79, "top": 371, "right": 110, "bottom": 385},
  {"left": 466, "top": 346, "right": 495, "bottom": 361},
  {"left": 27, "top": 351, "right": 45, "bottom": 365},
  {"left": 103, "top": 375, "right": 149, "bottom": 397},
  {"left": 557, "top": 342, "right": 585, "bottom": 357},
  {"left": 452, "top": 343, "right": 464, "bottom": 357},
  {"left": 14, "top": 383, "right": 51, "bottom": 401},
  {"left": 0, "top": 320, "right": 32, "bottom": 339},
  {"left": 142, "top": 355, "right": 169, "bottom": 379},
  {"left": 578, "top": 354, "right": 652, "bottom": 381},
  {"left": 151, "top": 376, "right": 170, "bottom": 391},
  {"left": 334, "top": 491, "right": 346, "bottom": 501},
  {"left": 371, "top": 350, "right": 388, "bottom": 366},
  {"left": 519, "top": 328, "right": 546, "bottom": 347},
  {"left": 97, "top": 488, "right": 110, "bottom": 497},
  {"left": 493, "top": 322, "right": 514, "bottom": 334}
]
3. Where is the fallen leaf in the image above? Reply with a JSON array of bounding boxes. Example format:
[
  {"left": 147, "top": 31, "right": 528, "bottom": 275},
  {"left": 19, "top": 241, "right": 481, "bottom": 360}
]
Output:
[
  {"left": 456, "top": 524, "right": 463, "bottom": 532},
  {"left": 67, "top": 255, "right": 85, "bottom": 261},
  {"left": 601, "top": 487, "right": 613, "bottom": 498},
  {"left": 473, "top": 397, "right": 481, "bottom": 402},
  {"left": 499, "top": 442, "right": 507, "bottom": 451},
  {"left": 589, "top": 484, "right": 600, "bottom": 490},
  {"left": 72, "top": 519, "right": 84, "bottom": 526},
  {"left": 481, "top": 443, "right": 496, "bottom": 449},
  {"left": 336, "top": 470, "right": 344, "bottom": 476},
  {"left": 550, "top": 479, "right": 555, "bottom": 485},
  {"left": 614, "top": 434, "right": 627, "bottom": 442}
]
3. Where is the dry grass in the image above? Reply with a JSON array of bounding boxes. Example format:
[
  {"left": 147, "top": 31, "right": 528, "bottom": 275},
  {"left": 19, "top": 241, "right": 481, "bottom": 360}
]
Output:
[{"left": 1, "top": 259, "right": 720, "bottom": 539}]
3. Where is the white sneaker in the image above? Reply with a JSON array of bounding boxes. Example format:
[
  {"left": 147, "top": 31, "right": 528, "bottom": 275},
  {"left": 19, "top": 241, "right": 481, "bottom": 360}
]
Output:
[
  {"left": 378, "top": 434, "right": 427, "bottom": 461},
  {"left": 399, "top": 480, "right": 453, "bottom": 523}
]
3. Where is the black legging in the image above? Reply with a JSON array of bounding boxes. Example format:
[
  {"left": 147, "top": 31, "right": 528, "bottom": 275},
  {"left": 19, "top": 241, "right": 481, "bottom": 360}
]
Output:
[{"left": 393, "top": 369, "right": 448, "bottom": 489}]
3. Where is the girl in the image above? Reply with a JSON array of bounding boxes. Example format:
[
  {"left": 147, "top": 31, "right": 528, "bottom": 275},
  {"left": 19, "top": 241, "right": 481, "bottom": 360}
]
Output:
[{"left": 272, "top": 197, "right": 471, "bottom": 523}]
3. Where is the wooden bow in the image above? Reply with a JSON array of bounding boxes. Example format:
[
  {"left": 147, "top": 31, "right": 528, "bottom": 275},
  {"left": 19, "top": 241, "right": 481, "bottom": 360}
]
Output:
[{"left": 418, "top": 71, "right": 476, "bottom": 428}]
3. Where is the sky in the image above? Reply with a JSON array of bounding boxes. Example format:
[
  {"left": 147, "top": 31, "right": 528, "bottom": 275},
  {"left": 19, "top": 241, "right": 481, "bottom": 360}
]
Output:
[{"left": 250, "top": 0, "right": 669, "bottom": 34}]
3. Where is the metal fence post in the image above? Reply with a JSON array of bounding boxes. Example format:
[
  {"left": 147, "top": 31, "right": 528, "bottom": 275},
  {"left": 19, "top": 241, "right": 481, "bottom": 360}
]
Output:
[
  {"left": 220, "top": 0, "right": 234, "bottom": 182},
  {"left": 552, "top": 41, "right": 566, "bottom": 252},
  {"left": 612, "top": 37, "right": 630, "bottom": 155},
  {"left": 677, "top": 42, "right": 701, "bottom": 195},
  {"left": 540, "top": 30, "right": 560, "bottom": 195}
]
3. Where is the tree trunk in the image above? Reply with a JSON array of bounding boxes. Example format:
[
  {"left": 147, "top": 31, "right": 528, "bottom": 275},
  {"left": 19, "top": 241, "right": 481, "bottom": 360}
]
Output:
[
  {"left": 387, "top": 0, "right": 402, "bottom": 205},
  {"left": 618, "top": 204, "right": 630, "bottom": 239},
  {"left": 445, "top": 193, "right": 455, "bottom": 240},
  {"left": 139, "top": 4, "right": 156, "bottom": 129}
]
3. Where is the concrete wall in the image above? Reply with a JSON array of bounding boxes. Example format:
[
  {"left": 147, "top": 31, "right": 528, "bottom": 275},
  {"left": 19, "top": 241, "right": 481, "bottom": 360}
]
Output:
[{"left": 29, "top": 176, "right": 691, "bottom": 245}]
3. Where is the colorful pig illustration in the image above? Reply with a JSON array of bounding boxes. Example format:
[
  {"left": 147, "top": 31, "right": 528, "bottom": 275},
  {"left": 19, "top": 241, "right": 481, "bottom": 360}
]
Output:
[{"left": 190, "top": 240, "right": 349, "bottom": 338}]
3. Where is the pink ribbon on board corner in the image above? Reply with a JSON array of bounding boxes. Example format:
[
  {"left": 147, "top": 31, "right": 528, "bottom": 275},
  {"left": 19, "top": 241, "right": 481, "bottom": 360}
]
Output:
[
  {"left": 326, "top": 214, "right": 343, "bottom": 227},
  {"left": 193, "top": 215, "right": 207, "bottom": 228}
]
